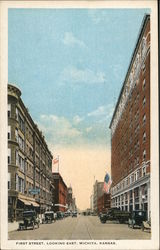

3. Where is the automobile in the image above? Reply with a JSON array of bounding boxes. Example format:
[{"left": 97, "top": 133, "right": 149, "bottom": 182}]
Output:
[
  {"left": 56, "top": 211, "right": 64, "bottom": 220},
  {"left": 18, "top": 210, "right": 40, "bottom": 230},
  {"left": 99, "top": 208, "right": 130, "bottom": 224},
  {"left": 99, "top": 212, "right": 108, "bottom": 223},
  {"left": 128, "top": 210, "right": 147, "bottom": 229},
  {"left": 72, "top": 212, "right": 77, "bottom": 217},
  {"left": 42, "top": 211, "right": 55, "bottom": 224}
]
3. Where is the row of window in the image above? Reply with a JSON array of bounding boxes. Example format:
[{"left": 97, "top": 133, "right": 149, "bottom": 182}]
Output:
[{"left": 112, "top": 165, "right": 148, "bottom": 195}]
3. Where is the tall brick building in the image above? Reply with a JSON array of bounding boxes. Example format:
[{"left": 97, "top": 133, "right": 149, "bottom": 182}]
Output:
[
  {"left": 97, "top": 193, "right": 111, "bottom": 214},
  {"left": 8, "top": 84, "right": 54, "bottom": 221},
  {"left": 93, "top": 181, "right": 104, "bottom": 213},
  {"left": 109, "top": 15, "right": 150, "bottom": 219},
  {"left": 53, "top": 173, "right": 68, "bottom": 212}
]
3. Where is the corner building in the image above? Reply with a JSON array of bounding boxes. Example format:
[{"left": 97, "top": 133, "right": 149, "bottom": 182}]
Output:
[
  {"left": 53, "top": 173, "right": 68, "bottom": 212},
  {"left": 8, "top": 84, "right": 54, "bottom": 221},
  {"left": 109, "top": 15, "right": 150, "bottom": 219}
]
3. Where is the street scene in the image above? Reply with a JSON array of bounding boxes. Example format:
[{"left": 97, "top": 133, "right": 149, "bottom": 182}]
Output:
[
  {"left": 9, "top": 214, "right": 150, "bottom": 240},
  {"left": 6, "top": 7, "right": 153, "bottom": 242}
]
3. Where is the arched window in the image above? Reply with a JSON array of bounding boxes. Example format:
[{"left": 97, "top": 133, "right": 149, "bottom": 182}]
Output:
[{"left": 143, "top": 149, "right": 146, "bottom": 160}]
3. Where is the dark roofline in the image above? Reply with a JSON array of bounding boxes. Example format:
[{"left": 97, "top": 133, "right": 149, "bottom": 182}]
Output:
[
  {"left": 109, "top": 14, "right": 150, "bottom": 129},
  {"left": 52, "top": 172, "right": 68, "bottom": 189}
]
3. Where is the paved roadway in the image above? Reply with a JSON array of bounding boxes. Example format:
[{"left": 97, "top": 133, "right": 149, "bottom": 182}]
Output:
[{"left": 8, "top": 215, "right": 151, "bottom": 240}]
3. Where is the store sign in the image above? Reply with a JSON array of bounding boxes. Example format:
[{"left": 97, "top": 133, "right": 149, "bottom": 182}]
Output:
[{"left": 28, "top": 188, "right": 40, "bottom": 194}]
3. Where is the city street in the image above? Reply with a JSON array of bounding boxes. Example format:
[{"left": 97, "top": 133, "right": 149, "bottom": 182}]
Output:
[{"left": 9, "top": 215, "right": 151, "bottom": 240}]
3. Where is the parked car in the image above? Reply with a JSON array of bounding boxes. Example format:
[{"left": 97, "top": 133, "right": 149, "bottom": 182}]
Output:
[
  {"left": 56, "top": 211, "right": 64, "bottom": 220},
  {"left": 128, "top": 210, "right": 147, "bottom": 229},
  {"left": 100, "top": 208, "right": 130, "bottom": 224},
  {"left": 18, "top": 210, "right": 40, "bottom": 230},
  {"left": 72, "top": 211, "right": 77, "bottom": 217},
  {"left": 42, "top": 211, "right": 54, "bottom": 224}
]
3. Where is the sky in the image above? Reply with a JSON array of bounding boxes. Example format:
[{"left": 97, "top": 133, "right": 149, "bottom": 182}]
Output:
[{"left": 8, "top": 8, "right": 150, "bottom": 210}]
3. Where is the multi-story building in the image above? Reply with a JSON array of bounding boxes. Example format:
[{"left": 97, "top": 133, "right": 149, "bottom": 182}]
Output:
[
  {"left": 90, "top": 194, "right": 94, "bottom": 212},
  {"left": 93, "top": 180, "right": 104, "bottom": 213},
  {"left": 109, "top": 15, "right": 150, "bottom": 219},
  {"left": 53, "top": 173, "right": 68, "bottom": 212},
  {"left": 97, "top": 193, "right": 111, "bottom": 214},
  {"left": 67, "top": 186, "right": 77, "bottom": 212},
  {"left": 8, "top": 84, "right": 54, "bottom": 221}
]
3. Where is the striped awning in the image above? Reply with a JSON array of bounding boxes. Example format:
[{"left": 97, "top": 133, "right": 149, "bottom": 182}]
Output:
[
  {"left": 30, "top": 201, "right": 39, "bottom": 207},
  {"left": 18, "top": 198, "right": 39, "bottom": 207},
  {"left": 18, "top": 198, "right": 31, "bottom": 206}
]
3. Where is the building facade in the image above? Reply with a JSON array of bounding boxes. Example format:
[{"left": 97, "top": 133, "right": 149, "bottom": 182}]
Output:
[
  {"left": 97, "top": 193, "right": 111, "bottom": 214},
  {"left": 93, "top": 181, "right": 104, "bottom": 213},
  {"left": 8, "top": 84, "right": 54, "bottom": 221},
  {"left": 67, "top": 186, "right": 77, "bottom": 212},
  {"left": 53, "top": 173, "right": 68, "bottom": 212},
  {"left": 109, "top": 15, "right": 150, "bottom": 219}
]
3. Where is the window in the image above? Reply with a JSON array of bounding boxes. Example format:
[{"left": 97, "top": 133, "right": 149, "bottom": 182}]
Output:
[
  {"left": 18, "top": 177, "right": 24, "bottom": 193},
  {"left": 8, "top": 104, "right": 11, "bottom": 117},
  {"left": 15, "top": 174, "right": 18, "bottom": 191},
  {"left": 18, "top": 135, "right": 24, "bottom": 151},
  {"left": 8, "top": 173, "right": 11, "bottom": 189},
  {"left": 142, "top": 63, "right": 146, "bottom": 74},
  {"left": 8, "top": 148, "right": 11, "bottom": 164},
  {"left": 15, "top": 150, "right": 19, "bottom": 166},
  {"left": 15, "top": 128, "right": 18, "bottom": 142},
  {"left": 8, "top": 126, "right": 11, "bottom": 140},
  {"left": 142, "top": 166, "right": 146, "bottom": 176},
  {"left": 143, "top": 149, "right": 146, "bottom": 160},
  {"left": 16, "top": 108, "right": 18, "bottom": 120},
  {"left": 134, "top": 172, "right": 137, "bottom": 181},
  {"left": 18, "top": 114, "right": 25, "bottom": 132},
  {"left": 143, "top": 79, "right": 146, "bottom": 90},
  {"left": 143, "top": 114, "right": 146, "bottom": 125},
  {"left": 143, "top": 132, "right": 146, "bottom": 143},
  {"left": 18, "top": 155, "right": 25, "bottom": 172},
  {"left": 143, "top": 96, "right": 146, "bottom": 107},
  {"left": 137, "top": 170, "right": 140, "bottom": 179}
]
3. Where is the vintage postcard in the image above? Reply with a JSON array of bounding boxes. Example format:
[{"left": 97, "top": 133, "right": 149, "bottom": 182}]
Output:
[{"left": 0, "top": 0, "right": 159, "bottom": 249}]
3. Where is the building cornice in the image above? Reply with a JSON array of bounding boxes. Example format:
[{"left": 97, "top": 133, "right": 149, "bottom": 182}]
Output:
[{"left": 109, "top": 14, "right": 150, "bottom": 135}]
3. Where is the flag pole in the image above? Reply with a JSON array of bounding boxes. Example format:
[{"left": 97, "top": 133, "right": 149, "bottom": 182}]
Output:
[{"left": 58, "top": 155, "right": 59, "bottom": 173}]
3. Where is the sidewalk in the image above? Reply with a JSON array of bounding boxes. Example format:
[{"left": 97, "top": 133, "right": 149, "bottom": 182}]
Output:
[{"left": 8, "top": 221, "right": 19, "bottom": 232}]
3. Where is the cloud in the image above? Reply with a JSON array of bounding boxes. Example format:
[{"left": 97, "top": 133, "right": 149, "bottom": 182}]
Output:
[
  {"left": 60, "top": 66, "right": 106, "bottom": 85},
  {"left": 36, "top": 109, "right": 112, "bottom": 148},
  {"left": 62, "top": 32, "right": 86, "bottom": 48},
  {"left": 88, "top": 104, "right": 115, "bottom": 120},
  {"left": 73, "top": 115, "right": 84, "bottom": 125},
  {"left": 37, "top": 114, "right": 82, "bottom": 146},
  {"left": 88, "top": 106, "right": 106, "bottom": 117},
  {"left": 86, "top": 127, "right": 92, "bottom": 133}
]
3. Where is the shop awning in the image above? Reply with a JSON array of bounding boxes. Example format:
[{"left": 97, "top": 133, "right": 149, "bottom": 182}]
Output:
[
  {"left": 30, "top": 201, "right": 39, "bottom": 207},
  {"left": 18, "top": 198, "right": 31, "bottom": 206}
]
